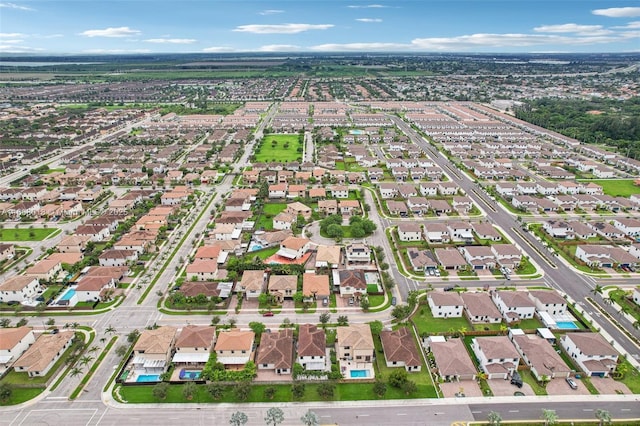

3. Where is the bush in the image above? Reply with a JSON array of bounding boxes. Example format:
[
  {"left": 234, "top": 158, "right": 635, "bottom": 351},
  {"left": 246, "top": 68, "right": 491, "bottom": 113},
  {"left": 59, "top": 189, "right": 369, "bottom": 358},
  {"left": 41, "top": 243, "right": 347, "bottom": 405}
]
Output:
[{"left": 152, "top": 382, "right": 169, "bottom": 400}]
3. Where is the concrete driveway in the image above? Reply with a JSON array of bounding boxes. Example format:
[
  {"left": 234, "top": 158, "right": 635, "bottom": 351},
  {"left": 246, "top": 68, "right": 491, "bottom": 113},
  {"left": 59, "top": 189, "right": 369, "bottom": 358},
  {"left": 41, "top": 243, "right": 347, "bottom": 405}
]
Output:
[
  {"left": 590, "top": 376, "right": 632, "bottom": 394},
  {"left": 546, "top": 377, "right": 591, "bottom": 396},
  {"left": 488, "top": 378, "right": 535, "bottom": 396},
  {"left": 440, "top": 380, "right": 483, "bottom": 398}
]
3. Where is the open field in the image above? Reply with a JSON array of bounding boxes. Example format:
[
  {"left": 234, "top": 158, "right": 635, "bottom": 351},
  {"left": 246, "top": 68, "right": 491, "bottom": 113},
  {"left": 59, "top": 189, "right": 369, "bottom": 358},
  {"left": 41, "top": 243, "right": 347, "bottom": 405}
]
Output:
[
  {"left": 0, "top": 228, "right": 58, "bottom": 241},
  {"left": 254, "top": 134, "right": 301, "bottom": 163},
  {"left": 578, "top": 179, "right": 639, "bottom": 197}
]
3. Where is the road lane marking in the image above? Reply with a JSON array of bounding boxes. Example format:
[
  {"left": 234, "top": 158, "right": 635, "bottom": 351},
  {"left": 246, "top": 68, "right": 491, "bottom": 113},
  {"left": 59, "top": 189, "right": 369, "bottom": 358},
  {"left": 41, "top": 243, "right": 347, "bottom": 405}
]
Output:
[
  {"left": 509, "top": 410, "right": 519, "bottom": 413},
  {"left": 397, "top": 413, "right": 407, "bottom": 416}
]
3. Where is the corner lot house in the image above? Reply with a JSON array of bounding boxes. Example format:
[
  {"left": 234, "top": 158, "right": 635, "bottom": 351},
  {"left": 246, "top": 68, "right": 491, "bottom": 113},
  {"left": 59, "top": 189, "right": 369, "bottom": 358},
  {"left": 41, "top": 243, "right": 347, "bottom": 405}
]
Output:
[
  {"left": 0, "top": 326, "right": 35, "bottom": 374},
  {"left": 171, "top": 325, "right": 216, "bottom": 369},
  {"left": 528, "top": 290, "right": 567, "bottom": 316},
  {"left": 338, "top": 269, "right": 367, "bottom": 299},
  {"left": 0, "top": 276, "right": 42, "bottom": 303},
  {"left": 297, "top": 324, "right": 327, "bottom": 371},
  {"left": 380, "top": 327, "right": 422, "bottom": 372},
  {"left": 428, "top": 291, "right": 464, "bottom": 318},
  {"left": 397, "top": 223, "right": 422, "bottom": 242},
  {"left": 471, "top": 336, "right": 520, "bottom": 379},
  {"left": 560, "top": 332, "right": 618, "bottom": 377},
  {"left": 131, "top": 326, "right": 177, "bottom": 377},
  {"left": 214, "top": 330, "right": 255, "bottom": 368},
  {"left": 13, "top": 331, "right": 74, "bottom": 377},
  {"left": 256, "top": 329, "right": 294, "bottom": 375},
  {"left": 429, "top": 338, "right": 477, "bottom": 381}
]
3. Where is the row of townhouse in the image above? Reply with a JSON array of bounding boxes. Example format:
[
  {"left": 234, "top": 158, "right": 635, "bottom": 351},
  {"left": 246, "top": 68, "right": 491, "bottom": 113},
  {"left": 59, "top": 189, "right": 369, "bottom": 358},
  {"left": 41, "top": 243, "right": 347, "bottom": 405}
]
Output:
[
  {"left": 496, "top": 181, "right": 603, "bottom": 198},
  {"left": 268, "top": 184, "right": 354, "bottom": 200},
  {"left": 377, "top": 181, "right": 460, "bottom": 199}
]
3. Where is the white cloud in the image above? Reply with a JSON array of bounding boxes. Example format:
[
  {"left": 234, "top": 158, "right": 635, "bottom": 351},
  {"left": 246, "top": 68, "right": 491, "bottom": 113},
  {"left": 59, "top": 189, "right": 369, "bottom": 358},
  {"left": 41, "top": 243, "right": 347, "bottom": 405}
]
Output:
[
  {"left": 311, "top": 42, "right": 408, "bottom": 51},
  {"left": 0, "top": 39, "right": 24, "bottom": 44},
  {"left": 80, "top": 27, "right": 141, "bottom": 38},
  {"left": 410, "top": 33, "right": 621, "bottom": 50},
  {"left": 534, "top": 23, "right": 612, "bottom": 36},
  {"left": 347, "top": 4, "right": 388, "bottom": 9},
  {"left": 0, "top": 45, "right": 43, "bottom": 52},
  {"left": 612, "top": 21, "right": 640, "bottom": 29},
  {"left": 258, "top": 44, "right": 300, "bottom": 52},
  {"left": 144, "top": 38, "right": 196, "bottom": 44},
  {"left": 356, "top": 18, "right": 382, "bottom": 23},
  {"left": 0, "top": 2, "right": 35, "bottom": 11},
  {"left": 592, "top": 7, "right": 640, "bottom": 18},
  {"left": 0, "top": 32, "right": 25, "bottom": 38},
  {"left": 233, "top": 23, "right": 333, "bottom": 34},
  {"left": 202, "top": 46, "right": 236, "bottom": 52},
  {"left": 259, "top": 9, "right": 284, "bottom": 15}
]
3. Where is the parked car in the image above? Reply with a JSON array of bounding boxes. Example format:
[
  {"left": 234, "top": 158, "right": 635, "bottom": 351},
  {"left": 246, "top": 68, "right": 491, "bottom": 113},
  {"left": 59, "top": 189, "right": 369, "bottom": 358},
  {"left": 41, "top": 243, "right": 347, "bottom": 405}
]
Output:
[
  {"left": 391, "top": 297, "right": 397, "bottom": 306},
  {"left": 566, "top": 377, "right": 578, "bottom": 390},
  {"left": 263, "top": 311, "right": 274, "bottom": 317},
  {"left": 322, "top": 297, "right": 329, "bottom": 306},
  {"left": 510, "top": 371, "right": 523, "bottom": 388}
]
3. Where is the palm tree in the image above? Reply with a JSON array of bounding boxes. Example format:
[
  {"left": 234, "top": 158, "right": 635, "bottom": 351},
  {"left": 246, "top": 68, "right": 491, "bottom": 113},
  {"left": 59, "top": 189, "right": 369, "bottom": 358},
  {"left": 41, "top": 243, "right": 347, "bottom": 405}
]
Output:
[
  {"left": 590, "top": 284, "right": 603, "bottom": 298},
  {"left": 487, "top": 411, "right": 502, "bottom": 426},
  {"left": 633, "top": 320, "right": 640, "bottom": 330},
  {"left": 88, "top": 345, "right": 100, "bottom": 354},
  {"left": 105, "top": 325, "right": 116, "bottom": 335},
  {"left": 69, "top": 367, "right": 83, "bottom": 378},
  {"left": 595, "top": 409, "right": 612, "bottom": 426},
  {"left": 79, "top": 355, "right": 93, "bottom": 367},
  {"left": 541, "top": 409, "right": 559, "bottom": 426}
]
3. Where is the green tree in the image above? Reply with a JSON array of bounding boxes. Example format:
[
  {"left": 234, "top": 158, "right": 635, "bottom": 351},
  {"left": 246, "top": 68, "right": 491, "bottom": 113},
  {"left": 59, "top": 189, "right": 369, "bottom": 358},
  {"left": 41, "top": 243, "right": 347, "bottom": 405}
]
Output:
[
  {"left": 402, "top": 380, "right": 417, "bottom": 395},
  {"left": 16, "top": 318, "right": 28, "bottom": 327},
  {"left": 263, "top": 386, "right": 276, "bottom": 400},
  {"left": 391, "top": 304, "right": 411, "bottom": 321},
  {"left": 229, "top": 411, "right": 248, "bottom": 426},
  {"left": 0, "top": 318, "right": 11, "bottom": 328},
  {"left": 115, "top": 345, "right": 129, "bottom": 358},
  {"left": 350, "top": 223, "right": 365, "bottom": 238},
  {"left": 291, "top": 382, "right": 305, "bottom": 399},
  {"left": 249, "top": 321, "right": 266, "bottom": 339},
  {"left": 211, "top": 316, "right": 221, "bottom": 326},
  {"left": 595, "top": 409, "right": 612, "bottom": 426},
  {"left": 152, "top": 382, "right": 169, "bottom": 400},
  {"left": 337, "top": 315, "right": 349, "bottom": 326},
  {"left": 319, "top": 312, "right": 330, "bottom": 327},
  {"left": 105, "top": 325, "right": 116, "bottom": 334},
  {"left": 79, "top": 355, "right": 93, "bottom": 367},
  {"left": 300, "top": 410, "right": 319, "bottom": 426},
  {"left": 388, "top": 369, "right": 408, "bottom": 388},
  {"left": 207, "top": 383, "right": 225, "bottom": 400},
  {"left": 0, "top": 383, "right": 12, "bottom": 402},
  {"left": 127, "top": 329, "right": 140, "bottom": 343},
  {"left": 407, "top": 290, "right": 419, "bottom": 307},
  {"left": 360, "top": 297, "right": 370, "bottom": 312},
  {"left": 69, "top": 367, "right": 83, "bottom": 378},
  {"left": 317, "top": 382, "right": 335, "bottom": 400},
  {"left": 325, "top": 223, "right": 343, "bottom": 239},
  {"left": 264, "top": 407, "right": 284, "bottom": 426},
  {"left": 541, "top": 409, "right": 559, "bottom": 426},
  {"left": 487, "top": 411, "right": 502, "bottom": 426},
  {"left": 182, "top": 382, "right": 197, "bottom": 400},
  {"left": 373, "top": 378, "right": 387, "bottom": 397},
  {"left": 234, "top": 381, "right": 251, "bottom": 401}
]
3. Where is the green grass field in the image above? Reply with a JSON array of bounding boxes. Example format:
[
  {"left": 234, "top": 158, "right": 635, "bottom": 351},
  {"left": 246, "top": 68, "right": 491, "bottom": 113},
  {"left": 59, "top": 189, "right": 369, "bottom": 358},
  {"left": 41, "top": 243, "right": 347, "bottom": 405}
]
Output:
[
  {"left": 411, "top": 303, "right": 470, "bottom": 335},
  {"left": 256, "top": 203, "right": 287, "bottom": 231},
  {"left": 255, "top": 134, "right": 301, "bottom": 163},
  {"left": 0, "top": 228, "right": 58, "bottom": 241},
  {"left": 578, "top": 179, "right": 639, "bottom": 197}
]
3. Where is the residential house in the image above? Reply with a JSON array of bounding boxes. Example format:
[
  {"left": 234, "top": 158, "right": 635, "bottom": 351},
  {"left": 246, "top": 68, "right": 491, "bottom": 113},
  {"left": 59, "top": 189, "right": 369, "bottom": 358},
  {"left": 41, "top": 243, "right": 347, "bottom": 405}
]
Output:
[
  {"left": 171, "top": 325, "right": 216, "bottom": 368},
  {"left": 560, "top": 333, "right": 618, "bottom": 377},
  {"left": 318, "top": 199, "right": 338, "bottom": 215},
  {"left": 427, "top": 292, "right": 464, "bottom": 318},
  {"left": 471, "top": 336, "right": 520, "bottom": 379},
  {"left": 472, "top": 223, "right": 502, "bottom": 241},
  {"left": 338, "top": 269, "right": 367, "bottom": 299},
  {"left": 430, "top": 338, "right": 477, "bottom": 381},
  {"left": 256, "top": 329, "right": 294, "bottom": 375},
  {"left": 268, "top": 274, "right": 297, "bottom": 303},
  {"left": 345, "top": 243, "right": 371, "bottom": 264},
  {"left": 460, "top": 246, "right": 496, "bottom": 270},
  {"left": 285, "top": 202, "right": 312, "bottom": 220},
  {"left": 397, "top": 223, "right": 422, "bottom": 242},
  {"left": 276, "top": 236, "right": 311, "bottom": 260},
  {"left": 491, "top": 244, "right": 522, "bottom": 269},
  {"left": 24, "top": 259, "right": 62, "bottom": 282},
  {"left": 12, "top": 331, "right": 74, "bottom": 377},
  {"left": 510, "top": 330, "right": 571, "bottom": 381},
  {"left": 214, "top": 330, "right": 255, "bottom": 368},
  {"left": 339, "top": 200, "right": 360, "bottom": 216},
  {"left": 447, "top": 222, "right": 474, "bottom": 243},
  {"left": 98, "top": 249, "right": 138, "bottom": 267},
  {"left": 238, "top": 270, "right": 266, "bottom": 300},
  {"left": 335, "top": 324, "right": 374, "bottom": 367},
  {"left": 273, "top": 212, "right": 296, "bottom": 231},
  {"left": 131, "top": 326, "right": 177, "bottom": 376},
  {"left": 0, "top": 244, "right": 15, "bottom": 262},
  {"left": 576, "top": 245, "right": 638, "bottom": 268},
  {"left": 75, "top": 224, "right": 110, "bottom": 242},
  {"left": 528, "top": 289, "right": 567, "bottom": 316},
  {"left": 424, "top": 223, "right": 450, "bottom": 243},
  {"left": 268, "top": 184, "right": 287, "bottom": 199},
  {"left": 0, "top": 276, "right": 42, "bottom": 303},
  {"left": 315, "top": 245, "right": 341, "bottom": 269},
  {"left": 380, "top": 328, "right": 422, "bottom": 372},
  {"left": 0, "top": 326, "right": 36, "bottom": 374},
  {"left": 302, "top": 273, "right": 330, "bottom": 303},
  {"left": 329, "top": 185, "right": 349, "bottom": 199},
  {"left": 297, "top": 324, "right": 327, "bottom": 371},
  {"left": 185, "top": 259, "right": 219, "bottom": 281},
  {"left": 406, "top": 248, "right": 438, "bottom": 272},
  {"left": 435, "top": 248, "right": 468, "bottom": 270},
  {"left": 387, "top": 200, "right": 409, "bottom": 217},
  {"left": 612, "top": 218, "right": 640, "bottom": 237},
  {"left": 461, "top": 292, "right": 502, "bottom": 324},
  {"left": 492, "top": 291, "right": 536, "bottom": 323}
]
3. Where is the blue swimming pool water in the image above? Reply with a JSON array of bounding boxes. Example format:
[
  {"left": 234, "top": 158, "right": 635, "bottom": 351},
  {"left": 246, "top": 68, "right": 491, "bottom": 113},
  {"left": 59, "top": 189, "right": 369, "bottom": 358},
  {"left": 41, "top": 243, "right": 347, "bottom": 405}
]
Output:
[
  {"left": 249, "top": 242, "right": 264, "bottom": 252},
  {"left": 60, "top": 288, "right": 76, "bottom": 301},
  {"left": 349, "top": 130, "right": 364, "bottom": 135},
  {"left": 556, "top": 321, "right": 578, "bottom": 329},
  {"left": 350, "top": 369, "right": 369, "bottom": 378},
  {"left": 136, "top": 374, "right": 161, "bottom": 383},
  {"left": 179, "top": 369, "right": 202, "bottom": 380}
]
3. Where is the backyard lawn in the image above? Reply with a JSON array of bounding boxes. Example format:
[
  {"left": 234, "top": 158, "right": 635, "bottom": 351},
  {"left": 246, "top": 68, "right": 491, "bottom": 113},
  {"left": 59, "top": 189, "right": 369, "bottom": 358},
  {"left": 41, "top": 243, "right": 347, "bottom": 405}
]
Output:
[
  {"left": 0, "top": 228, "right": 58, "bottom": 241},
  {"left": 256, "top": 203, "right": 287, "bottom": 231},
  {"left": 577, "top": 179, "right": 639, "bottom": 197},
  {"left": 411, "top": 303, "right": 470, "bottom": 335},
  {"left": 254, "top": 134, "right": 301, "bottom": 163}
]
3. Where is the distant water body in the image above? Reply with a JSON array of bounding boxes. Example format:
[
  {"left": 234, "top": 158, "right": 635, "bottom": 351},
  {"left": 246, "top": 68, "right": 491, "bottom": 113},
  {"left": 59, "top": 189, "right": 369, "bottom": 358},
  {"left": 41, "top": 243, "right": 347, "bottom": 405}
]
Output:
[{"left": 0, "top": 62, "right": 103, "bottom": 67}]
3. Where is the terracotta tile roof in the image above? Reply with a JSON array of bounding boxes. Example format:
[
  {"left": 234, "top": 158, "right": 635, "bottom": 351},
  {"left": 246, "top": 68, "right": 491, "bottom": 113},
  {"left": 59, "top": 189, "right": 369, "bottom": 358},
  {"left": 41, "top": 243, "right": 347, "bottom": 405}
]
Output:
[
  {"left": 255, "top": 329, "right": 294, "bottom": 370},
  {"left": 214, "top": 330, "right": 255, "bottom": 351},
  {"left": 0, "top": 326, "right": 32, "bottom": 350},
  {"left": 336, "top": 324, "right": 374, "bottom": 351},
  {"left": 13, "top": 331, "right": 74, "bottom": 373},
  {"left": 430, "top": 338, "right": 477, "bottom": 377},
  {"left": 380, "top": 327, "right": 421, "bottom": 368},
  {"left": 297, "top": 324, "right": 325, "bottom": 357},
  {"left": 175, "top": 325, "right": 216, "bottom": 350},
  {"left": 133, "top": 326, "right": 177, "bottom": 355}
]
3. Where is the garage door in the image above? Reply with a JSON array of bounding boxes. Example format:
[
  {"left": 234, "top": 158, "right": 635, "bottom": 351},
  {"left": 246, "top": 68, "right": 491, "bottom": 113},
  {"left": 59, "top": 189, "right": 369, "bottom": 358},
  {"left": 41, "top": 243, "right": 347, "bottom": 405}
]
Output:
[{"left": 591, "top": 372, "right": 606, "bottom": 377}]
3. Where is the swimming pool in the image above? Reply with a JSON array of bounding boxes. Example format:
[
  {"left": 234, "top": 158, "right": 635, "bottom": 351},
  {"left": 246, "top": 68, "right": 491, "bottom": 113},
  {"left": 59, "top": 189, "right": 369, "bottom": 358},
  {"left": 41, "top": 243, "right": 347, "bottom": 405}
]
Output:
[
  {"left": 136, "top": 374, "right": 161, "bottom": 383},
  {"left": 179, "top": 369, "right": 202, "bottom": 380},
  {"left": 248, "top": 242, "right": 264, "bottom": 252},
  {"left": 556, "top": 321, "right": 578, "bottom": 329},
  {"left": 350, "top": 369, "right": 370, "bottom": 378},
  {"left": 349, "top": 129, "right": 364, "bottom": 135},
  {"left": 59, "top": 288, "right": 76, "bottom": 301}
]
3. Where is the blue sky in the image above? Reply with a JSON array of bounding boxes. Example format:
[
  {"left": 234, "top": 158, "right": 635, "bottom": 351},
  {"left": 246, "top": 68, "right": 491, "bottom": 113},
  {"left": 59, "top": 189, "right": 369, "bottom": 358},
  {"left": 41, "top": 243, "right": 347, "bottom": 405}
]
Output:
[{"left": 1, "top": 1, "right": 639, "bottom": 54}]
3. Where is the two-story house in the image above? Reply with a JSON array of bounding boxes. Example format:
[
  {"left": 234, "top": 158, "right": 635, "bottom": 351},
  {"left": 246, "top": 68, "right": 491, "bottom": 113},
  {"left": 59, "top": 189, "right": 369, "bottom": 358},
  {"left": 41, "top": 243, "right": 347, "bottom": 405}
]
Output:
[
  {"left": 471, "top": 336, "right": 520, "bottom": 379},
  {"left": 256, "top": 329, "right": 294, "bottom": 375},
  {"left": 560, "top": 333, "right": 618, "bottom": 377}
]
